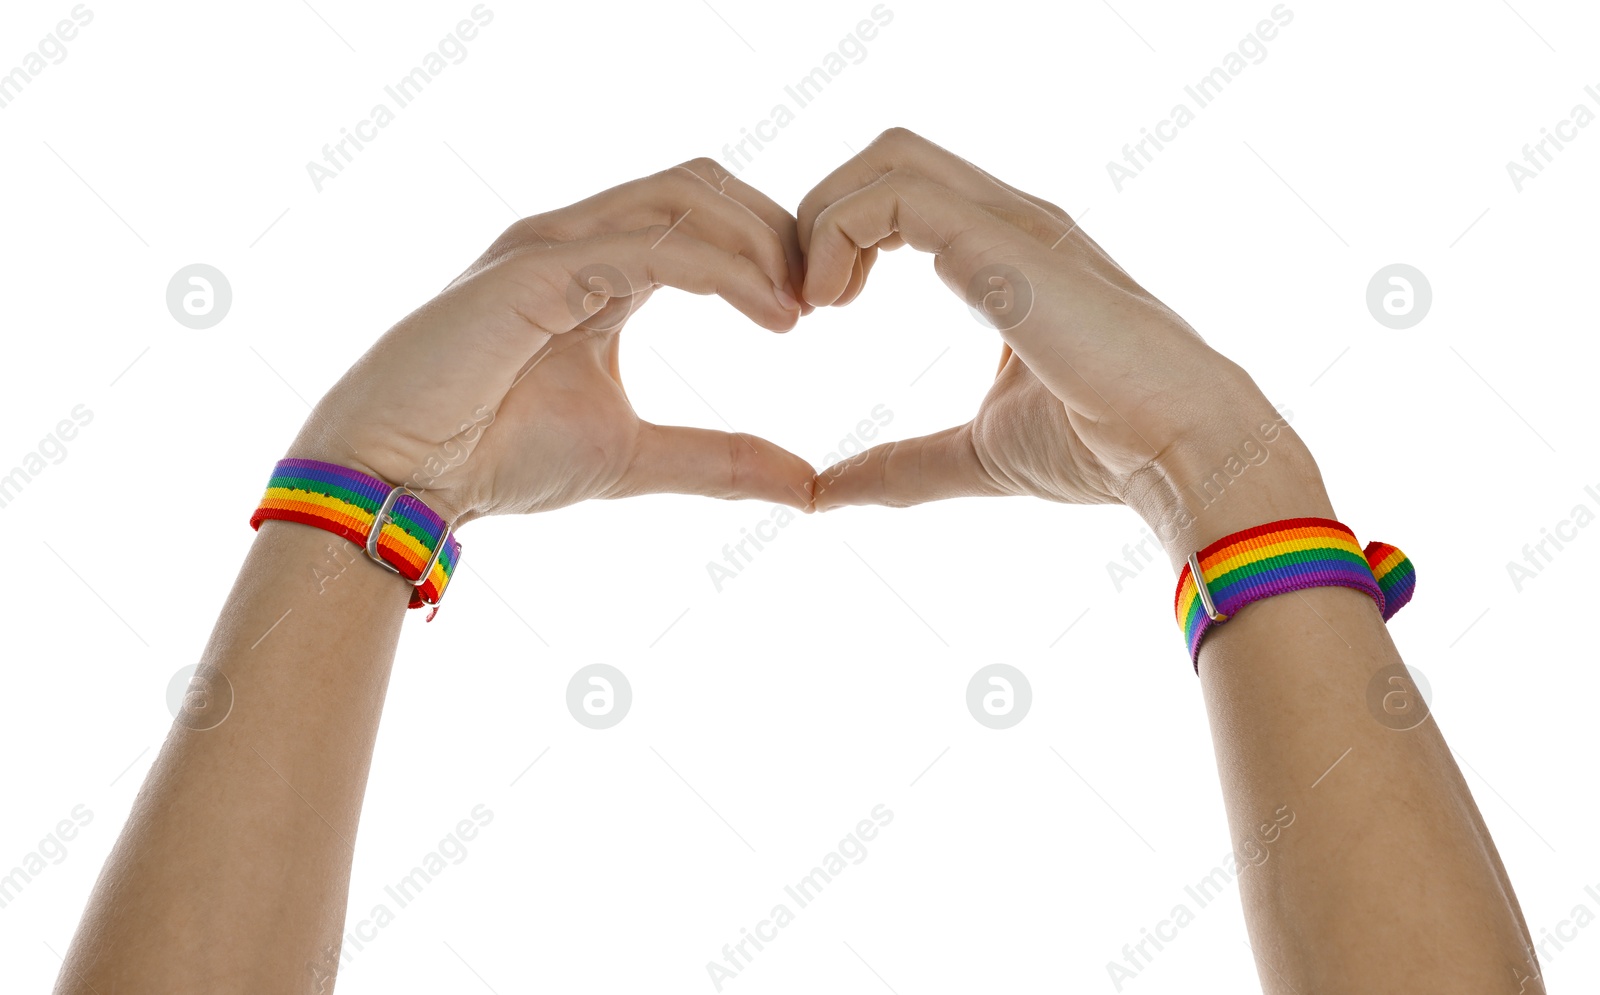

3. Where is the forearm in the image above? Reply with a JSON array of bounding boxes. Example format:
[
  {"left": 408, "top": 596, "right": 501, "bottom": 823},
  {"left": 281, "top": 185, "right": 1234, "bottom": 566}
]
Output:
[
  {"left": 56, "top": 521, "right": 410, "bottom": 993},
  {"left": 785, "top": 129, "right": 1541, "bottom": 990},
  {"left": 54, "top": 162, "right": 811, "bottom": 995},
  {"left": 1171, "top": 459, "right": 1539, "bottom": 993},
  {"left": 1198, "top": 586, "right": 1536, "bottom": 993}
]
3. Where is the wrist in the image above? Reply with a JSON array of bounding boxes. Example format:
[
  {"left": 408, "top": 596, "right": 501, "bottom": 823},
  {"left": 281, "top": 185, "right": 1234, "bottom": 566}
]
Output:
[
  {"left": 252, "top": 455, "right": 465, "bottom": 617},
  {"left": 284, "top": 434, "right": 478, "bottom": 529},
  {"left": 1162, "top": 471, "right": 1335, "bottom": 572},
  {"left": 1125, "top": 420, "right": 1334, "bottom": 573}
]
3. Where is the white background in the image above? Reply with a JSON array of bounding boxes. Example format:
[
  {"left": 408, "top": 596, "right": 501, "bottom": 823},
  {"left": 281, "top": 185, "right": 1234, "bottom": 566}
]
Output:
[{"left": 1, "top": 0, "right": 1597, "bottom": 992}]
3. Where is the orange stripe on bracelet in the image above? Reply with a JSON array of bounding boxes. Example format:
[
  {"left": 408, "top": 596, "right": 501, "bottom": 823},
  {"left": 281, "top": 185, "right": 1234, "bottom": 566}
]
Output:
[
  {"left": 1174, "top": 518, "right": 1413, "bottom": 671},
  {"left": 249, "top": 459, "right": 461, "bottom": 618}
]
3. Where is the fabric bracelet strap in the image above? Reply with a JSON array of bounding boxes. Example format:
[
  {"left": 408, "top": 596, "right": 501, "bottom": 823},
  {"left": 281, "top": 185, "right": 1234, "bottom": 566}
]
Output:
[
  {"left": 248, "top": 458, "right": 461, "bottom": 617},
  {"left": 1173, "top": 517, "right": 1415, "bottom": 670}
]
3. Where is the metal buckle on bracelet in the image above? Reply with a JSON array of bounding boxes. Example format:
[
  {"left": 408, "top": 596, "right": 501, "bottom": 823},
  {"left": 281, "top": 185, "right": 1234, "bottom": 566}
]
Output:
[
  {"left": 1186, "top": 551, "right": 1229, "bottom": 623},
  {"left": 366, "top": 484, "right": 453, "bottom": 606}
]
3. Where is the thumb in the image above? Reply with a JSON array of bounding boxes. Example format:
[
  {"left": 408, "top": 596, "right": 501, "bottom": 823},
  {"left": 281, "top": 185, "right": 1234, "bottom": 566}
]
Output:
[
  {"left": 812, "top": 423, "right": 1005, "bottom": 511},
  {"left": 616, "top": 423, "right": 816, "bottom": 510}
]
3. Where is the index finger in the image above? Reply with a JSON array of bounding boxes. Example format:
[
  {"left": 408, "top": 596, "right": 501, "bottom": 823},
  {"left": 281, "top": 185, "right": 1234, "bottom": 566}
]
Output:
[
  {"left": 677, "top": 158, "right": 812, "bottom": 313},
  {"left": 797, "top": 129, "right": 1058, "bottom": 256},
  {"left": 799, "top": 169, "right": 1193, "bottom": 427},
  {"left": 800, "top": 167, "right": 1006, "bottom": 307}
]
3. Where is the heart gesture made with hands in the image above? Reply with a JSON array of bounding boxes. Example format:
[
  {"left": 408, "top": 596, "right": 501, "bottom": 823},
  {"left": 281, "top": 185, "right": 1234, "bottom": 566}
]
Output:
[
  {"left": 291, "top": 128, "right": 1322, "bottom": 561},
  {"left": 63, "top": 127, "right": 1541, "bottom": 995}
]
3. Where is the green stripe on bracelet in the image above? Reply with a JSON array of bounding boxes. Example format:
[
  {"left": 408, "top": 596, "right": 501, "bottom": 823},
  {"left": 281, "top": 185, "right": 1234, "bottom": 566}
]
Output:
[{"left": 1174, "top": 518, "right": 1414, "bottom": 671}]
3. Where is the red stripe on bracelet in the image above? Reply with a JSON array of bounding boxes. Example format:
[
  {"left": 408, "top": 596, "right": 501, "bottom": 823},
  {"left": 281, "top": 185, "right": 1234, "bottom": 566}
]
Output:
[
  {"left": 249, "top": 459, "right": 461, "bottom": 617},
  {"left": 1174, "top": 518, "right": 1413, "bottom": 671}
]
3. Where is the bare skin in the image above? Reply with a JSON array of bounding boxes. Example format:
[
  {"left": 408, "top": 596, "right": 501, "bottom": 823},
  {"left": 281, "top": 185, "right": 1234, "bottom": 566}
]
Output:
[
  {"left": 54, "top": 133, "right": 1542, "bottom": 994},
  {"left": 801, "top": 128, "right": 1542, "bottom": 994},
  {"left": 54, "top": 162, "right": 814, "bottom": 994}
]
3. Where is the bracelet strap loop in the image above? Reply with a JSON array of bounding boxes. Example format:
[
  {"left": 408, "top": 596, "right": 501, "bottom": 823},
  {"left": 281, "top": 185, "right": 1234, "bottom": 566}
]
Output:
[
  {"left": 249, "top": 458, "right": 462, "bottom": 619},
  {"left": 1174, "top": 517, "right": 1414, "bottom": 671}
]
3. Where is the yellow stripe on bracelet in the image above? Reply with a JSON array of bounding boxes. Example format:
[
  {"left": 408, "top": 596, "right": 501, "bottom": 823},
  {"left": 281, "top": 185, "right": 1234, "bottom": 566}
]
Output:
[{"left": 1175, "top": 518, "right": 1414, "bottom": 670}]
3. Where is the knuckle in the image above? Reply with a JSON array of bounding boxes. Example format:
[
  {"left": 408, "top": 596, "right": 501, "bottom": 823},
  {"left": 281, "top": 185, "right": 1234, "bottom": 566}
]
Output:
[
  {"left": 726, "top": 433, "right": 752, "bottom": 495},
  {"left": 877, "top": 439, "right": 902, "bottom": 505},
  {"left": 499, "top": 243, "right": 558, "bottom": 286},
  {"left": 647, "top": 165, "right": 703, "bottom": 199},
  {"left": 1036, "top": 198, "right": 1069, "bottom": 219},
  {"left": 876, "top": 126, "right": 920, "bottom": 148},
  {"left": 672, "top": 165, "right": 708, "bottom": 192},
  {"left": 491, "top": 214, "right": 557, "bottom": 254},
  {"left": 680, "top": 156, "right": 727, "bottom": 182}
]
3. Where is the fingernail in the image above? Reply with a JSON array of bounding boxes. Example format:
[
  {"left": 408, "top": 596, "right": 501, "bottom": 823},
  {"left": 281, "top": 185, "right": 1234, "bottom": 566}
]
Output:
[{"left": 774, "top": 284, "right": 800, "bottom": 311}]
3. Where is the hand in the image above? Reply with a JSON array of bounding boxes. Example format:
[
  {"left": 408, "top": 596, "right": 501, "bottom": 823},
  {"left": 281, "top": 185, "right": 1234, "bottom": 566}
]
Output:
[
  {"left": 797, "top": 129, "right": 1331, "bottom": 562},
  {"left": 285, "top": 160, "right": 816, "bottom": 525}
]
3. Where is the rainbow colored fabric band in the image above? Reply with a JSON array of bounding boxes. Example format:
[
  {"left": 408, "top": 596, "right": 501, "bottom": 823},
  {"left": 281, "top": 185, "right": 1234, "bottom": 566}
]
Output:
[
  {"left": 1174, "top": 517, "right": 1414, "bottom": 670},
  {"left": 249, "top": 458, "right": 461, "bottom": 617}
]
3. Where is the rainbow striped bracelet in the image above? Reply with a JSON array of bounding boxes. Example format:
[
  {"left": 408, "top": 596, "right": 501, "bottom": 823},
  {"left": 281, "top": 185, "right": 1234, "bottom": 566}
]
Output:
[
  {"left": 249, "top": 458, "right": 461, "bottom": 619},
  {"left": 1174, "top": 517, "right": 1415, "bottom": 670}
]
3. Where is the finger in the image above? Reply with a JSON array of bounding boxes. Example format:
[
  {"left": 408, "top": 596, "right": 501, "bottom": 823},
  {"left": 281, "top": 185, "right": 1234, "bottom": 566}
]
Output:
[
  {"left": 949, "top": 169, "right": 1122, "bottom": 265},
  {"left": 570, "top": 168, "right": 798, "bottom": 303},
  {"left": 801, "top": 168, "right": 1003, "bottom": 307},
  {"left": 509, "top": 227, "right": 803, "bottom": 338},
  {"left": 675, "top": 158, "right": 811, "bottom": 312},
  {"left": 835, "top": 245, "right": 882, "bottom": 307},
  {"left": 812, "top": 424, "right": 1006, "bottom": 511},
  {"left": 619, "top": 424, "right": 816, "bottom": 510},
  {"left": 798, "top": 169, "right": 1164, "bottom": 408},
  {"left": 798, "top": 128, "right": 1058, "bottom": 255},
  {"left": 430, "top": 229, "right": 796, "bottom": 412}
]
